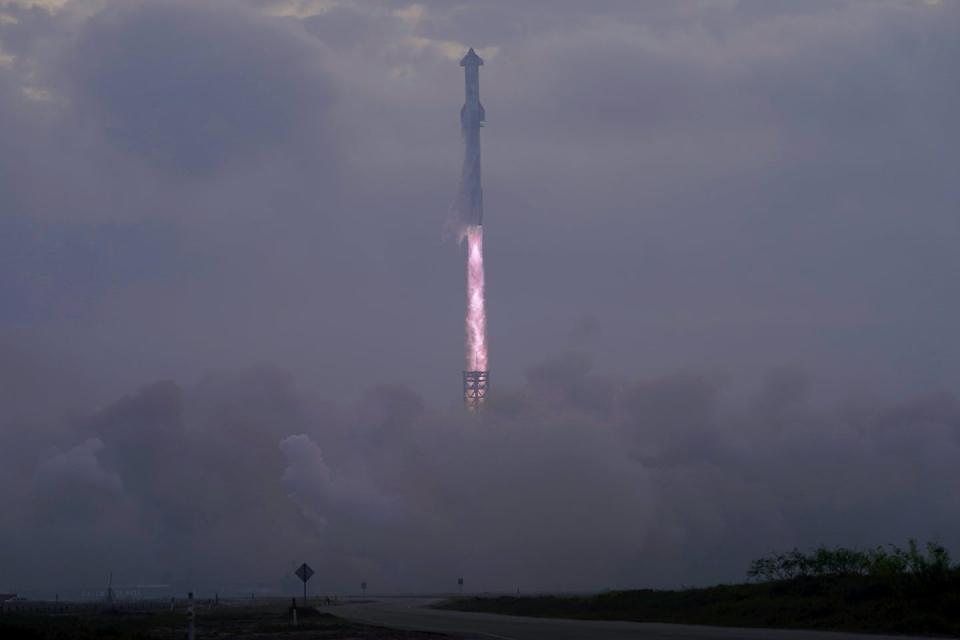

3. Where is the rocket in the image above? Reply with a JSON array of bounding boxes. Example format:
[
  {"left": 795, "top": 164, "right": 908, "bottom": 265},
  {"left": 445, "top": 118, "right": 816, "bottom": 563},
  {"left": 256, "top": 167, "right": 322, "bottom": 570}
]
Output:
[
  {"left": 458, "top": 48, "right": 489, "bottom": 410},
  {"left": 460, "top": 47, "right": 486, "bottom": 131},
  {"left": 458, "top": 48, "right": 485, "bottom": 227}
]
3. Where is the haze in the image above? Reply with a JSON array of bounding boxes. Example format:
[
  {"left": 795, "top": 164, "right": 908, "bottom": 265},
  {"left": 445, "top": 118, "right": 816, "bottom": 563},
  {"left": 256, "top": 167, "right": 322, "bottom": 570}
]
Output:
[{"left": 1, "top": 0, "right": 958, "bottom": 596}]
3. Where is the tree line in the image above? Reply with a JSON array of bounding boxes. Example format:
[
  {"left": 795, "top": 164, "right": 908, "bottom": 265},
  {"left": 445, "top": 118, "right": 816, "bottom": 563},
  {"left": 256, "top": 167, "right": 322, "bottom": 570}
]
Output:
[{"left": 748, "top": 539, "right": 955, "bottom": 584}]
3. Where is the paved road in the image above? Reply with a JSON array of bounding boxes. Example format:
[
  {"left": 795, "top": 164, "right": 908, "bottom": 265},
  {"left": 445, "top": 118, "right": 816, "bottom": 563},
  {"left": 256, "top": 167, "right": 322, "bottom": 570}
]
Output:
[{"left": 333, "top": 598, "right": 933, "bottom": 640}]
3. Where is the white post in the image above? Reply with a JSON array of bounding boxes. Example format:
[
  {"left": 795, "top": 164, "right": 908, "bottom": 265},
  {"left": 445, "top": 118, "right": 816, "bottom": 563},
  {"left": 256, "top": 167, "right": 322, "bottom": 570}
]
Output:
[{"left": 187, "top": 592, "right": 195, "bottom": 640}]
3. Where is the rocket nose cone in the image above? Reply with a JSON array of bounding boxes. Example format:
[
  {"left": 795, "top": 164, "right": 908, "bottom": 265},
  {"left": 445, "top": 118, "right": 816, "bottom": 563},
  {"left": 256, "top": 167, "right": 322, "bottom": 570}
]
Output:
[{"left": 460, "top": 47, "right": 484, "bottom": 67}]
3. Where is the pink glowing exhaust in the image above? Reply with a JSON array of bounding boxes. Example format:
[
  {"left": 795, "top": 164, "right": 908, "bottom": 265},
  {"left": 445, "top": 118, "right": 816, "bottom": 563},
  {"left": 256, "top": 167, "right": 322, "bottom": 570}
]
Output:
[{"left": 465, "top": 225, "right": 487, "bottom": 373}]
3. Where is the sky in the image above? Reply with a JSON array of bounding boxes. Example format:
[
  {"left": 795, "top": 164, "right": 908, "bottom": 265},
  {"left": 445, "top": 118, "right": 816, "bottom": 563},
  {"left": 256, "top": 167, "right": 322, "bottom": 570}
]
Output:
[{"left": 1, "top": 0, "right": 959, "bottom": 595}]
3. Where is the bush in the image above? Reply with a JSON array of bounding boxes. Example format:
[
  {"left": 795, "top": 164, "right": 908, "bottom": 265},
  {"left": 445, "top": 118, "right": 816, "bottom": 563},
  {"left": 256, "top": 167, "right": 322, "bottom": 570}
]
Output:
[{"left": 748, "top": 540, "right": 954, "bottom": 585}]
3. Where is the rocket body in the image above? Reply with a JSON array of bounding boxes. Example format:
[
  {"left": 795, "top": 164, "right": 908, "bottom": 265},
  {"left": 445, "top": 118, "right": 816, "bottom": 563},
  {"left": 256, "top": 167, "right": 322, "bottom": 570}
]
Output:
[{"left": 458, "top": 48, "right": 485, "bottom": 228}]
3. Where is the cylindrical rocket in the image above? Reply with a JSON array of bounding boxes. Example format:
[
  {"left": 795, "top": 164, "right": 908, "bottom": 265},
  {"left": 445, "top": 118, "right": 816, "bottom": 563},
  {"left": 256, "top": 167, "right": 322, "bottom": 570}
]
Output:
[{"left": 458, "top": 48, "right": 485, "bottom": 228}]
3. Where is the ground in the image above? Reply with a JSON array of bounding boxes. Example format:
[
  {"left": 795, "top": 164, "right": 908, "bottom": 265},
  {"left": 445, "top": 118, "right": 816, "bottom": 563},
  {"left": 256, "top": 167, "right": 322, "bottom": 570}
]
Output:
[
  {"left": 436, "top": 575, "right": 960, "bottom": 637},
  {"left": 0, "top": 601, "right": 454, "bottom": 640}
]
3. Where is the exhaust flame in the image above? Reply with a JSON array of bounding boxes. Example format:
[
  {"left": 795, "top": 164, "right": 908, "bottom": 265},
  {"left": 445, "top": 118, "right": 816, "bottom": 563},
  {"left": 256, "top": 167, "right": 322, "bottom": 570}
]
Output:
[{"left": 466, "top": 225, "right": 487, "bottom": 372}]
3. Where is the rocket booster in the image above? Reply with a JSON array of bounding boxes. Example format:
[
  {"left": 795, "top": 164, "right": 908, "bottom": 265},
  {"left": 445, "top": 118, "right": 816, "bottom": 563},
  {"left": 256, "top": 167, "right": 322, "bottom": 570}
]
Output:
[{"left": 458, "top": 48, "right": 484, "bottom": 227}]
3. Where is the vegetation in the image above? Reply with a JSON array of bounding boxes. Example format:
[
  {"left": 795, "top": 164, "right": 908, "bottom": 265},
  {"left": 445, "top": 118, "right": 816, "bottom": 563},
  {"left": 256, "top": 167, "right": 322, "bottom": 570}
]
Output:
[
  {"left": 748, "top": 540, "right": 953, "bottom": 584},
  {"left": 438, "top": 541, "right": 960, "bottom": 636}
]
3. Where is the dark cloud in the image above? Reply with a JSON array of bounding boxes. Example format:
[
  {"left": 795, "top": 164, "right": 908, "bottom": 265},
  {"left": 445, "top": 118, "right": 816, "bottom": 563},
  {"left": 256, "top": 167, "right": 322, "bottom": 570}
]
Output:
[{"left": 62, "top": 0, "right": 336, "bottom": 177}]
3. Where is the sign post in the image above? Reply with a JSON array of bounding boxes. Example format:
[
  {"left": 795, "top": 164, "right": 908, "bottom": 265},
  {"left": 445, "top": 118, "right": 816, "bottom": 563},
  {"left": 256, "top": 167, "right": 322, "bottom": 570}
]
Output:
[{"left": 294, "top": 563, "right": 314, "bottom": 608}]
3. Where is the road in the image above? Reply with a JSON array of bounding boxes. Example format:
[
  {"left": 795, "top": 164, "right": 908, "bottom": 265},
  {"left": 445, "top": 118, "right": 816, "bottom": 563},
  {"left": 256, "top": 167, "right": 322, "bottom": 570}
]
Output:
[{"left": 332, "top": 598, "right": 934, "bottom": 640}]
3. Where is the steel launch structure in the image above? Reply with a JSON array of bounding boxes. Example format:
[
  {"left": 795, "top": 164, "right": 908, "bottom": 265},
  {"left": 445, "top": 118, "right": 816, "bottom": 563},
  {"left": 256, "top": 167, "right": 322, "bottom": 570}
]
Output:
[
  {"left": 458, "top": 48, "right": 489, "bottom": 411},
  {"left": 463, "top": 370, "right": 488, "bottom": 409}
]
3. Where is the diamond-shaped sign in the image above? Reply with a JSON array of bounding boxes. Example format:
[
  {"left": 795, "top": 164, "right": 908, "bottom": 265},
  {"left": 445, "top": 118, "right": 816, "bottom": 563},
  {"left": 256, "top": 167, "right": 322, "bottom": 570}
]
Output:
[{"left": 295, "top": 563, "right": 314, "bottom": 583}]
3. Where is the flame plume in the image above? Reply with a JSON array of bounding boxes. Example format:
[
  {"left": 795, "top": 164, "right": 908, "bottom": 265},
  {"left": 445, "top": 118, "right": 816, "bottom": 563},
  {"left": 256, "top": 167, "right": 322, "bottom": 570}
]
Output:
[{"left": 466, "top": 225, "right": 487, "bottom": 372}]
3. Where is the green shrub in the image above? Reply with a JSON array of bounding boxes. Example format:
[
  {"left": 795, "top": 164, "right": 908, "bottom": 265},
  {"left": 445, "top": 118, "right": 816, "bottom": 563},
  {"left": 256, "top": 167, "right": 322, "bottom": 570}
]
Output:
[{"left": 748, "top": 540, "right": 954, "bottom": 586}]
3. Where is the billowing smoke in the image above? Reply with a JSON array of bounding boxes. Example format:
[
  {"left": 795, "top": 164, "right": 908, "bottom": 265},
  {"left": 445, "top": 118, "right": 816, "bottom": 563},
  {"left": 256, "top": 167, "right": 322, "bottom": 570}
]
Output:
[{"left": 2, "top": 347, "right": 960, "bottom": 595}]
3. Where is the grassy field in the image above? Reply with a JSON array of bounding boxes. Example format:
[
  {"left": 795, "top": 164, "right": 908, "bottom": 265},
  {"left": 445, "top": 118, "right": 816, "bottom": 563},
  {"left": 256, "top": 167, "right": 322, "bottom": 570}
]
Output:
[
  {"left": 0, "top": 601, "right": 450, "bottom": 640},
  {"left": 437, "top": 575, "right": 960, "bottom": 637}
]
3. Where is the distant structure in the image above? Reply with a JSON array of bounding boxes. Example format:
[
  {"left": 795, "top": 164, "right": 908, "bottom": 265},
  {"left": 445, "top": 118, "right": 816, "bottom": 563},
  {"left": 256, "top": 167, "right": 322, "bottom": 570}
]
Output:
[
  {"left": 458, "top": 48, "right": 489, "bottom": 411},
  {"left": 105, "top": 572, "right": 114, "bottom": 607},
  {"left": 463, "top": 370, "right": 488, "bottom": 410}
]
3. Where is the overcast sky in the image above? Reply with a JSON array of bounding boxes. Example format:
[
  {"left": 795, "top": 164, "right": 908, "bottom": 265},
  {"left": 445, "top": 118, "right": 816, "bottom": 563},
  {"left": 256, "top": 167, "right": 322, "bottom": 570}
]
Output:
[{"left": 1, "top": 0, "right": 959, "bottom": 595}]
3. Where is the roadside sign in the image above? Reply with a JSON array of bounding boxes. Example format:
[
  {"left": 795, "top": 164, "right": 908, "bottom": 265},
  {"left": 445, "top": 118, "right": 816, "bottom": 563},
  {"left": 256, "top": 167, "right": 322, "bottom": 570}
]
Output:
[
  {"left": 295, "top": 563, "right": 314, "bottom": 583},
  {"left": 295, "top": 563, "right": 314, "bottom": 606}
]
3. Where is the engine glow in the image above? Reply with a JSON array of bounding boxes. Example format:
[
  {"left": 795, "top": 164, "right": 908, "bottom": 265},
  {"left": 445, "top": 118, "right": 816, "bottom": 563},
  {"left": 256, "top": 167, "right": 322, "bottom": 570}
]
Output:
[{"left": 466, "top": 225, "right": 487, "bottom": 372}]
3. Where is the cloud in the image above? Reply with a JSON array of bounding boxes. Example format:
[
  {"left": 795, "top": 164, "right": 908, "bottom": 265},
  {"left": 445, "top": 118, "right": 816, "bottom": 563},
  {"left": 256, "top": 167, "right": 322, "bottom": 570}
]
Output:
[
  {"left": 20, "top": 85, "right": 51, "bottom": 100},
  {"left": 61, "top": 0, "right": 337, "bottom": 177},
  {"left": 0, "top": 0, "right": 958, "bottom": 596},
  {"left": 280, "top": 433, "right": 405, "bottom": 530},
  {"left": 0, "top": 0, "right": 71, "bottom": 12},
  {"left": 258, "top": 0, "right": 345, "bottom": 20},
  {"left": 35, "top": 438, "right": 122, "bottom": 494},
  {"left": 392, "top": 3, "right": 424, "bottom": 28},
  {"left": 0, "top": 0, "right": 955, "bottom": 403},
  {"left": 2, "top": 343, "right": 960, "bottom": 593}
]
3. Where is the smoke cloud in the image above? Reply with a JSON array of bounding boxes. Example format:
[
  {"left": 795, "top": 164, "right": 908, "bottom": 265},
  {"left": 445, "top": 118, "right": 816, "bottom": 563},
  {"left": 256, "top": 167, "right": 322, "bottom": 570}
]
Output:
[
  {"left": 2, "top": 348, "right": 959, "bottom": 595},
  {"left": 0, "top": 0, "right": 958, "bottom": 599}
]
